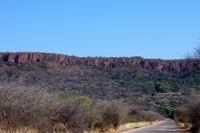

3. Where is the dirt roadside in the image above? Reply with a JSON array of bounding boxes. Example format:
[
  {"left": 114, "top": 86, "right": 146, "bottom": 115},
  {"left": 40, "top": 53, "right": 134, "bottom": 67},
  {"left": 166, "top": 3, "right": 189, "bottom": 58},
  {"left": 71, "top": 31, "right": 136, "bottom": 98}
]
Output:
[{"left": 176, "top": 122, "right": 191, "bottom": 133}]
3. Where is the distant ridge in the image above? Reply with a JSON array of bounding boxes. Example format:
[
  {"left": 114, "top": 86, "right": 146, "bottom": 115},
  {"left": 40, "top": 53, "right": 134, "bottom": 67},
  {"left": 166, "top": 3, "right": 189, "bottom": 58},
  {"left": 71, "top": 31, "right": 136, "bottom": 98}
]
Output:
[{"left": 0, "top": 52, "right": 194, "bottom": 73}]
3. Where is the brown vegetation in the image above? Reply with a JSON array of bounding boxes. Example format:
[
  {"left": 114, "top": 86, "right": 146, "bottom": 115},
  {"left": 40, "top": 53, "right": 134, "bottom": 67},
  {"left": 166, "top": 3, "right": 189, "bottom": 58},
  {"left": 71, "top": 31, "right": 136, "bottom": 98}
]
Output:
[
  {"left": 0, "top": 50, "right": 199, "bottom": 132},
  {"left": 187, "top": 95, "right": 200, "bottom": 133},
  {"left": 177, "top": 44, "right": 200, "bottom": 133},
  {"left": 0, "top": 53, "right": 197, "bottom": 111},
  {"left": 0, "top": 83, "right": 134, "bottom": 133}
]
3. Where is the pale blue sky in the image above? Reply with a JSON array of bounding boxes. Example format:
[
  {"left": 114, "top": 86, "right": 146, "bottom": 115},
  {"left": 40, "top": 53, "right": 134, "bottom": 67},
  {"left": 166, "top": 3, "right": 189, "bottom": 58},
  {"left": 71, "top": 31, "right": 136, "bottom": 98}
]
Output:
[{"left": 0, "top": 0, "right": 200, "bottom": 59}]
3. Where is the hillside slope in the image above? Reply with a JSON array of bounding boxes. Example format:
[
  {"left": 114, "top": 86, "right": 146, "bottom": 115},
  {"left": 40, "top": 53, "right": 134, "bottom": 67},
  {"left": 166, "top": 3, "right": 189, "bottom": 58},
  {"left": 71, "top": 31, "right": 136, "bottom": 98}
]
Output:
[{"left": 0, "top": 52, "right": 199, "bottom": 109}]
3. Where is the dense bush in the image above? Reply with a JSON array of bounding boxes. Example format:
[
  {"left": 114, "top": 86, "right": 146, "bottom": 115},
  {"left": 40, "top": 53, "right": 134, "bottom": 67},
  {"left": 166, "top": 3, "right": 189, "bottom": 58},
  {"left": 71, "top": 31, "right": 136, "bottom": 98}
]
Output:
[
  {"left": 129, "top": 107, "right": 163, "bottom": 122},
  {"left": 174, "top": 95, "right": 200, "bottom": 133},
  {"left": 94, "top": 100, "right": 130, "bottom": 131},
  {"left": 174, "top": 107, "right": 189, "bottom": 123},
  {"left": 130, "top": 108, "right": 163, "bottom": 122},
  {"left": 0, "top": 83, "right": 63, "bottom": 132},
  {"left": 0, "top": 83, "right": 131, "bottom": 133},
  {"left": 51, "top": 100, "right": 95, "bottom": 133},
  {"left": 137, "top": 111, "right": 163, "bottom": 121},
  {"left": 187, "top": 95, "right": 200, "bottom": 133}
]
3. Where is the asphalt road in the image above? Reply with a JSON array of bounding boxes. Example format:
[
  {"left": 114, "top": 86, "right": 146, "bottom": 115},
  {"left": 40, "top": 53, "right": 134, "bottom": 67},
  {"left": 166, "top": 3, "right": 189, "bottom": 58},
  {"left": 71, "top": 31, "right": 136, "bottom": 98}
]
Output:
[{"left": 122, "top": 119, "right": 178, "bottom": 133}]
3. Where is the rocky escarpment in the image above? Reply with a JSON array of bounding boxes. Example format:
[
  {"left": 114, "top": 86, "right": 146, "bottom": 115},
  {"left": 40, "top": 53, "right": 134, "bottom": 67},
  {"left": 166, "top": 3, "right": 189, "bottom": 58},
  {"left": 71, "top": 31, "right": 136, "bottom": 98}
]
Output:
[
  {"left": 0, "top": 52, "right": 199, "bottom": 107},
  {"left": 0, "top": 52, "right": 195, "bottom": 73}
]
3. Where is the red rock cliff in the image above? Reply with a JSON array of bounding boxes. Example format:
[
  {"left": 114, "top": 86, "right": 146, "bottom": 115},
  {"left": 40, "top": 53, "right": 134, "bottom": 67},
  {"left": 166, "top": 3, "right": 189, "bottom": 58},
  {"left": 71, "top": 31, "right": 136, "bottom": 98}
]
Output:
[{"left": 0, "top": 52, "right": 194, "bottom": 73}]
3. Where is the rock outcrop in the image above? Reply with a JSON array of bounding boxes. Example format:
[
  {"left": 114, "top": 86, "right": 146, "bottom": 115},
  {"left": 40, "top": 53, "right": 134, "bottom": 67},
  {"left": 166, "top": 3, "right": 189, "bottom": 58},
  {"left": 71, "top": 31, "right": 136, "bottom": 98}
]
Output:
[{"left": 0, "top": 52, "right": 194, "bottom": 73}]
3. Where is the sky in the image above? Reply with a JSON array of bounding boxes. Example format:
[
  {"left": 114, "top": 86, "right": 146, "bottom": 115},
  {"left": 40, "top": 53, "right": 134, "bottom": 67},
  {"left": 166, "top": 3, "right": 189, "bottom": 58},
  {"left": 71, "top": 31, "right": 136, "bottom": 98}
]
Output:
[{"left": 0, "top": 0, "right": 200, "bottom": 59}]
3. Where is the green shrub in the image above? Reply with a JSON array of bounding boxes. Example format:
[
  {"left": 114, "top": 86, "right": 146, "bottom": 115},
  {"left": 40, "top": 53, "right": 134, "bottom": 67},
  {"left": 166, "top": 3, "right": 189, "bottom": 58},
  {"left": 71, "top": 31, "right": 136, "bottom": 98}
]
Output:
[
  {"left": 75, "top": 96, "right": 92, "bottom": 106},
  {"left": 128, "top": 115, "right": 138, "bottom": 123},
  {"left": 159, "top": 106, "right": 173, "bottom": 118}
]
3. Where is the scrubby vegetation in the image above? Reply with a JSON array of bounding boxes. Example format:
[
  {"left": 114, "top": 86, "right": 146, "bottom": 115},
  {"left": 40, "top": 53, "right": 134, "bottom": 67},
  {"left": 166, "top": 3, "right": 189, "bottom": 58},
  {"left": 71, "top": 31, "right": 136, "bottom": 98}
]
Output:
[
  {"left": 0, "top": 58, "right": 199, "bottom": 111},
  {"left": 0, "top": 45, "right": 200, "bottom": 132},
  {"left": 174, "top": 94, "right": 200, "bottom": 133},
  {"left": 174, "top": 44, "right": 200, "bottom": 133},
  {"left": 0, "top": 83, "right": 162, "bottom": 133}
]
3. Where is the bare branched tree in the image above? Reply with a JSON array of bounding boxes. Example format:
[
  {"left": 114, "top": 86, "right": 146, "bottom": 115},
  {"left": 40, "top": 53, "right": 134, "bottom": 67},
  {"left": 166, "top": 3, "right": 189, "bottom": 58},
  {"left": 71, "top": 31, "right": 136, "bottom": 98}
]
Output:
[
  {"left": 187, "top": 44, "right": 200, "bottom": 66},
  {"left": 187, "top": 44, "right": 200, "bottom": 59}
]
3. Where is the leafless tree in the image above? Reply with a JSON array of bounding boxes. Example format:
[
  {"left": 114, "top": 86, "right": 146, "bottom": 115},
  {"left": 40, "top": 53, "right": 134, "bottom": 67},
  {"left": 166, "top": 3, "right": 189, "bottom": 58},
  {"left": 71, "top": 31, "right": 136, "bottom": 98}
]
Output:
[
  {"left": 187, "top": 44, "right": 200, "bottom": 59},
  {"left": 186, "top": 44, "right": 200, "bottom": 72}
]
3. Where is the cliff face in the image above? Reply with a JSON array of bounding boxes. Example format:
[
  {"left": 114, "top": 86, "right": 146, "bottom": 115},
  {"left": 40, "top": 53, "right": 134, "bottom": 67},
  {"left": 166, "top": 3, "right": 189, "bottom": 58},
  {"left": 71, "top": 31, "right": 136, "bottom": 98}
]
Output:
[{"left": 0, "top": 52, "right": 194, "bottom": 73}]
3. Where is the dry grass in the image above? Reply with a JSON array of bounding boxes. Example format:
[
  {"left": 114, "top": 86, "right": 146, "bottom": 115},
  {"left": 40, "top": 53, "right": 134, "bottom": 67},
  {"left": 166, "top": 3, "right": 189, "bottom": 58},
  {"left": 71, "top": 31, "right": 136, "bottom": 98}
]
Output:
[
  {"left": 84, "top": 120, "right": 161, "bottom": 133},
  {"left": 0, "top": 127, "right": 38, "bottom": 133},
  {"left": 176, "top": 122, "right": 192, "bottom": 133},
  {"left": 0, "top": 121, "right": 161, "bottom": 133}
]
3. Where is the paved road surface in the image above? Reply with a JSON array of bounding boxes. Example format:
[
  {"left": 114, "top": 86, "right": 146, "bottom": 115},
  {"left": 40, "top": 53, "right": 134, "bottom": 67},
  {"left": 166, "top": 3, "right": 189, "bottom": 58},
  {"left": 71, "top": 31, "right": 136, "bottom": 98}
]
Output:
[{"left": 122, "top": 119, "right": 178, "bottom": 133}]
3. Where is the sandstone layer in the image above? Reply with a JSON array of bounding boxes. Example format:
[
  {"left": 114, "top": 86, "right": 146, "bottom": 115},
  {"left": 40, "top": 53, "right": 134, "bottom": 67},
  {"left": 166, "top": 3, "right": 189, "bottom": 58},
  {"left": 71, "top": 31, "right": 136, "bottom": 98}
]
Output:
[{"left": 0, "top": 52, "right": 194, "bottom": 73}]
